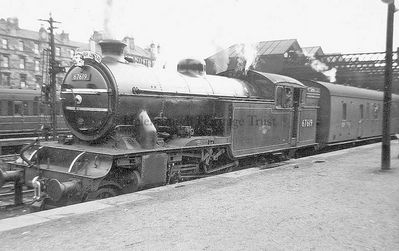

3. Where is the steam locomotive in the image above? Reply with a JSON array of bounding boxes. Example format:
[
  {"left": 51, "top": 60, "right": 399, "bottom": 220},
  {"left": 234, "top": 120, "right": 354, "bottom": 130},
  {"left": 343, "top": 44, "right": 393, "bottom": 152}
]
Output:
[{"left": 1, "top": 40, "right": 399, "bottom": 209}]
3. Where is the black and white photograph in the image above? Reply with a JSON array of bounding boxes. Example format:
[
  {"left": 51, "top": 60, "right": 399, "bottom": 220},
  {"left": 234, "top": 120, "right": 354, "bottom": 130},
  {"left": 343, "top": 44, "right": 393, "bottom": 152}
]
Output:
[{"left": 0, "top": 0, "right": 398, "bottom": 249}]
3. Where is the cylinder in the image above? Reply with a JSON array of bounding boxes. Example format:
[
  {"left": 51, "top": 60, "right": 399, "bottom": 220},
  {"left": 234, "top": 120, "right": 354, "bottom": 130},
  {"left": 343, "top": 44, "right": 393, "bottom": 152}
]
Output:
[{"left": 46, "top": 179, "right": 81, "bottom": 201}]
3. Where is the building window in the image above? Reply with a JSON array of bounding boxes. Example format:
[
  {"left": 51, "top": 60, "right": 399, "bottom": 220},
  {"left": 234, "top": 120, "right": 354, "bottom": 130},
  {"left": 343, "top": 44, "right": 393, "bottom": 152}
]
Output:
[
  {"left": 69, "top": 49, "right": 75, "bottom": 58},
  {"left": 20, "top": 74, "right": 27, "bottom": 88},
  {"left": 19, "top": 41, "right": 24, "bottom": 51},
  {"left": 35, "top": 75, "right": 42, "bottom": 84},
  {"left": 34, "top": 43, "right": 39, "bottom": 54},
  {"left": 19, "top": 57, "right": 25, "bottom": 69},
  {"left": 342, "top": 103, "right": 347, "bottom": 120},
  {"left": 1, "top": 55, "right": 9, "bottom": 68},
  {"left": 34, "top": 60, "right": 40, "bottom": 72},
  {"left": 1, "top": 73, "right": 11, "bottom": 86},
  {"left": 1, "top": 39, "right": 8, "bottom": 49},
  {"left": 56, "top": 47, "right": 61, "bottom": 56},
  {"left": 35, "top": 75, "right": 42, "bottom": 90}
]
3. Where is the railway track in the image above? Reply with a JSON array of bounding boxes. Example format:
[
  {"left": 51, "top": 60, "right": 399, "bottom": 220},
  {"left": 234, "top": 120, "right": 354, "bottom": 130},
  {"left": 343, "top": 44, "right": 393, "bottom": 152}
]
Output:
[{"left": 0, "top": 154, "right": 34, "bottom": 219}]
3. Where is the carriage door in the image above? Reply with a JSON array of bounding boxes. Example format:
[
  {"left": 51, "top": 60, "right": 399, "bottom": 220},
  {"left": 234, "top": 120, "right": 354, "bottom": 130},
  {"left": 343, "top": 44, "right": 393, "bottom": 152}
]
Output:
[{"left": 291, "top": 88, "right": 301, "bottom": 145}]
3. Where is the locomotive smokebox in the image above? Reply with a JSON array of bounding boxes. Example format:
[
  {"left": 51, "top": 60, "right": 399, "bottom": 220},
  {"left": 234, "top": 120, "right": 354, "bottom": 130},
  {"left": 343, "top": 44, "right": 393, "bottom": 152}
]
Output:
[{"left": 99, "top": 39, "right": 127, "bottom": 61}]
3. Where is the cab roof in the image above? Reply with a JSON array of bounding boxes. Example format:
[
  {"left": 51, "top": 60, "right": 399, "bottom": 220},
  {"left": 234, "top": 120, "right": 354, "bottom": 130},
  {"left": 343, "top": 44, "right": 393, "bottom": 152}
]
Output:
[
  {"left": 248, "top": 71, "right": 306, "bottom": 88},
  {"left": 304, "top": 80, "right": 386, "bottom": 100}
]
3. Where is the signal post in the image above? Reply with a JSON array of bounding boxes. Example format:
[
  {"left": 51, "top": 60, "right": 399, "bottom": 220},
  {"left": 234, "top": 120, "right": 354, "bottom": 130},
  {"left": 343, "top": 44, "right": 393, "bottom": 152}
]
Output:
[{"left": 39, "top": 15, "right": 64, "bottom": 140}]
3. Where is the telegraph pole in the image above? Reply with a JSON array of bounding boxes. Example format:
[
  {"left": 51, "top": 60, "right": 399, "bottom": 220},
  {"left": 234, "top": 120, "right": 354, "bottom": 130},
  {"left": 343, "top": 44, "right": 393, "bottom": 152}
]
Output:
[{"left": 39, "top": 15, "right": 61, "bottom": 140}]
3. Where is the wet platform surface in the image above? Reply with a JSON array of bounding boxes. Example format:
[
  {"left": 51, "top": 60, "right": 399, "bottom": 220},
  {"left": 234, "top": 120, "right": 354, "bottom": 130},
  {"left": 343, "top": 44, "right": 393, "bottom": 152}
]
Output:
[{"left": 1, "top": 142, "right": 398, "bottom": 250}]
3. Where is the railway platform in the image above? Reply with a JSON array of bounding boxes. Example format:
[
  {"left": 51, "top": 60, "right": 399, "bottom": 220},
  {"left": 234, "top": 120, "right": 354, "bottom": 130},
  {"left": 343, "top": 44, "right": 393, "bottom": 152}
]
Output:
[{"left": 0, "top": 142, "right": 398, "bottom": 250}]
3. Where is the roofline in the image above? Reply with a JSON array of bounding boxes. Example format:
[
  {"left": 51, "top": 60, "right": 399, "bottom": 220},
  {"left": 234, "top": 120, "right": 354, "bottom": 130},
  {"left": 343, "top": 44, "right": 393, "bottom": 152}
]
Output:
[{"left": 206, "top": 38, "right": 299, "bottom": 59}]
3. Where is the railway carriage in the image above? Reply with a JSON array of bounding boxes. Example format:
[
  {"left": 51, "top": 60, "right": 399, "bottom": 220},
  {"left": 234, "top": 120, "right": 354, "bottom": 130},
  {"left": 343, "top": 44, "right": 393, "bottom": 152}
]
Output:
[
  {"left": 303, "top": 80, "right": 399, "bottom": 146},
  {"left": 0, "top": 89, "right": 68, "bottom": 154},
  {"left": 0, "top": 89, "right": 67, "bottom": 138}
]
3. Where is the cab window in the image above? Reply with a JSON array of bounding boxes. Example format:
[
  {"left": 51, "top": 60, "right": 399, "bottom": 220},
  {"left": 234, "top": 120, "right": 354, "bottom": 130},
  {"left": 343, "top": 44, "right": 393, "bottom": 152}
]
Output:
[
  {"left": 276, "top": 86, "right": 284, "bottom": 108},
  {"left": 283, "top": 87, "right": 293, "bottom": 108}
]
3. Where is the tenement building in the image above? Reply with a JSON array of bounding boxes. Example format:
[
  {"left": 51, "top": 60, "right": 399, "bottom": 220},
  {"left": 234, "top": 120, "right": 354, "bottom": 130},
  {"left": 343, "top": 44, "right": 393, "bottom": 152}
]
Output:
[
  {"left": 0, "top": 17, "right": 87, "bottom": 89},
  {"left": 89, "top": 31, "right": 159, "bottom": 68}
]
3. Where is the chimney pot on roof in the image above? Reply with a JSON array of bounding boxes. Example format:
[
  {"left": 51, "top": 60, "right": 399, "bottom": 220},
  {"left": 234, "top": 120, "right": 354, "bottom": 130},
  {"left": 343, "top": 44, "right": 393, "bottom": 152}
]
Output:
[
  {"left": 60, "top": 31, "right": 69, "bottom": 42},
  {"left": 6, "top": 17, "right": 19, "bottom": 29}
]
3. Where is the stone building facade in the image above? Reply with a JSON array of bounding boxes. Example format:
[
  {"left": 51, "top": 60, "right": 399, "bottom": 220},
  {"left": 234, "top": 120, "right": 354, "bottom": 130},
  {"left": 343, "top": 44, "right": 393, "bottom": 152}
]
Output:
[
  {"left": 0, "top": 17, "right": 87, "bottom": 89},
  {"left": 89, "top": 31, "right": 159, "bottom": 67}
]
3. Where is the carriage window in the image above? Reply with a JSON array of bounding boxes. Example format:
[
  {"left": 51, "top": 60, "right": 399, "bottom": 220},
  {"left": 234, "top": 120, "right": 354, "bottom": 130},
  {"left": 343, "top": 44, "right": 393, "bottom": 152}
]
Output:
[
  {"left": 373, "top": 103, "right": 379, "bottom": 119},
  {"left": 342, "top": 103, "right": 347, "bottom": 120},
  {"left": 14, "top": 101, "right": 22, "bottom": 116},
  {"left": 33, "top": 101, "right": 39, "bottom": 115},
  {"left": 7, "top": 101, "right": 13, "bottom": 115},
  {"left": 360, "top": 104, "right": 364, "bottom": 119},
  {"left": 366, "top": 103, "right": 370, "bottom": 119},
  {"left": 39, "top": 103, "right": 46, "bottom": 115},
  {"left": 276, "top": 86, "right": 284, "bottom": 108},
  {"left": 23, "top": 101, "right": 29, "bottom": 115}
]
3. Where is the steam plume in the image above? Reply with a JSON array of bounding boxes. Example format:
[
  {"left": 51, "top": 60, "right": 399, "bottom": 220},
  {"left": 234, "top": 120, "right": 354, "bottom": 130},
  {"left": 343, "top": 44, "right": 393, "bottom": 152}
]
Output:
[
  {"left": 103, "top": 0, "right": 114, "bottom": 39},
  {"left": 304, "top": 50, "right": 336, "bottom": 82},
  {"left": 234, "top": 43, "right": 258, "bottom": 74}
]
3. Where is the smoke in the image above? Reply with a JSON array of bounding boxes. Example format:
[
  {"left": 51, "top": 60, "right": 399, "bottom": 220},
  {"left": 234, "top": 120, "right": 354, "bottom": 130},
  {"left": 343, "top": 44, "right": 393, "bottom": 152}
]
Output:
[
  {"left": 210, "top": 41, "right": 229, "bottom": 74},
  {"left": 321, "top": 67, "right": 337, "bottom": 83},
  {"left": 234, "top": 43, "right": 259, "bottom": 74},
  {"left": 103, "top": 0, "right": 114, "bottom": 39},
  {"left": 304, "top": 51, "right": 336, "bottom": 82}
]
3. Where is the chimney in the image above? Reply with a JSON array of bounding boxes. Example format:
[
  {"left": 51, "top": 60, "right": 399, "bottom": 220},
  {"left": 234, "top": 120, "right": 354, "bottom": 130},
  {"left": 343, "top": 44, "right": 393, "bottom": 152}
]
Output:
[
  {"left": 91, "top": 31, "right": 103, "bottom": 42},
  {"left": 60, "top": 31, "right": 69, "bottom": 42},
  {"left": 122, "top": 37, "right": 135, "bottom": 51},
  {"left": 89, "top": 39, "right": 97, "bottom": 53},
  {"left": 129, "top": 37, "right": 135, "bottom": 50},
  {"left": 7, "top": 17, "right": 19, "bottom": 29},
  {"left": 98, "top": 39, "right": 126, "bottom": 61}
]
